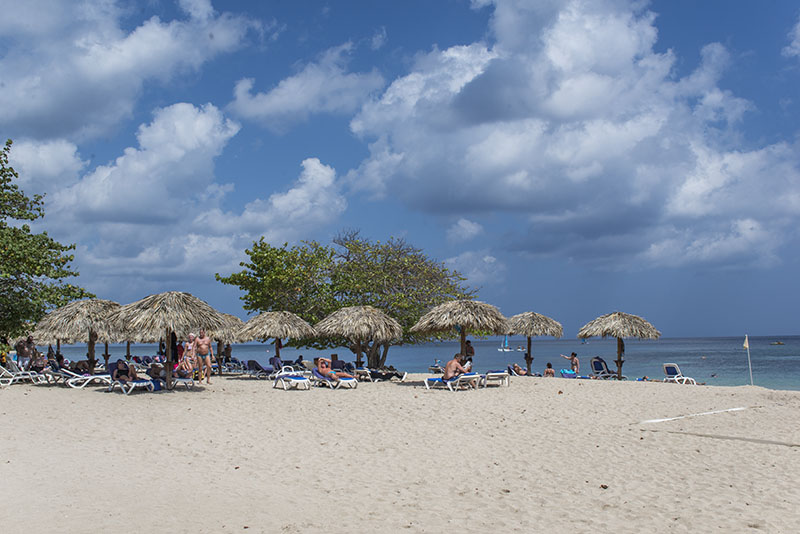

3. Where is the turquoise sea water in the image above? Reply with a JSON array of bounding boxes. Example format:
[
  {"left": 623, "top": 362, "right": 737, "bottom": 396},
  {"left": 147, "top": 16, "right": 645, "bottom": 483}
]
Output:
[{"left": 43, "top": 335, "right": 800, "bottom": 391}]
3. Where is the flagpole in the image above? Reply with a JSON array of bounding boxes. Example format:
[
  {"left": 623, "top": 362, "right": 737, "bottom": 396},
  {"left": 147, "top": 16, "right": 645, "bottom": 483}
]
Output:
[{"left": 744, "top": 334, "right": 753, "bottom": 386}]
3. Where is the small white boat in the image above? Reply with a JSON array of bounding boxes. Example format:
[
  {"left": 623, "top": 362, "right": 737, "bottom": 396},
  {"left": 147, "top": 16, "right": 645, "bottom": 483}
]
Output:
[{"left": 497, "top": 335, "right": 514, "bottom": 352}]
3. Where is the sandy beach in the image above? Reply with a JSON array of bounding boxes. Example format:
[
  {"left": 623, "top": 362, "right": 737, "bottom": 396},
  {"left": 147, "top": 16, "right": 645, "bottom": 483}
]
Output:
[{"left": 2, "top": 375, "right": 799, "bottom": 533}]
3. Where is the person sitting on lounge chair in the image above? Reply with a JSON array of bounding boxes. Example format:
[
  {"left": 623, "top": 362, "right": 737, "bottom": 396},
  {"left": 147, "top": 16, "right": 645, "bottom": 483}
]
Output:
[
  {"left": 543, "top": 362, "right": 555, "bottom": 377},
  {"left": 113, "top": 359, "right": 137, "bottom": 381},
  {"left": 443, "top": 354, "right": 468, "bottom": 380},
  {"left": 316, "top": 357, "right": 354, "bottom": 380},
  {"left": 512, "top": 363, "right": 528, "bottom": 376}
]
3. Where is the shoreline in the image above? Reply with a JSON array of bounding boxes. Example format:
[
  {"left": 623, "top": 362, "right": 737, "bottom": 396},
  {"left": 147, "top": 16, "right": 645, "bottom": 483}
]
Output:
[{"left": 2, "top": 374, "right": 799, "bottom": 533}]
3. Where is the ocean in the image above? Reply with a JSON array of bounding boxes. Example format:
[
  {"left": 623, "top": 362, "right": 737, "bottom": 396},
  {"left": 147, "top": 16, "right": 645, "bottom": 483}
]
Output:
[{"left": 41, "top": 335, "right": 799, "bottom": 391}]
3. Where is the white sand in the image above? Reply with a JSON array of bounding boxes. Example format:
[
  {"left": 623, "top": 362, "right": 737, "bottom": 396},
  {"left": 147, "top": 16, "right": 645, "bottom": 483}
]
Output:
[{"left": 2, "top": 374, "right": 799, "bottom": 533}]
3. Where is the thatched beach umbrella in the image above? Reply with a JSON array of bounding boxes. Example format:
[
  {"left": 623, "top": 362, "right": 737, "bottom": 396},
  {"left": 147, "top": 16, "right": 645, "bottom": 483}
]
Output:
[
  {"left": 411, "top": 299, "right": 508, "bottom": 357},
  {"left": 315, "top": 306, "right": 402, "bottom": 367},
  {"left": 508, "top": 312, "right": 563, "bottom": 374},
  {"left": 106, "top": 291, "right": 229, "bottom": 385},
  {"left": 237, "top": 311, "right": 317, "bottom": 362},
  {"left": 33, "top": 298, "right": 121, "bottom": 367},
  {"left": 207, "top": 313, "right": 245, "bottom": 376},
  {"left": 578, "top": 311, "right": 661, "bottom": 379}
]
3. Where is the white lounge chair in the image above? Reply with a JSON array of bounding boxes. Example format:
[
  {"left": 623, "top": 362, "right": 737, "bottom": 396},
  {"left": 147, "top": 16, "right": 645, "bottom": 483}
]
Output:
[
  {"left": 425, "top": 372, "right": 482, "bottom": 391},
  {"left": 273, "top": 374, "right": 311, "bottom": 390},
  {"left": 663, "top": 363, "right": 696, "bottom": 385},
  {"left": 311, "top": 368, "right": 357, "bottom": 389},
  {"left": 482, "top": 370, "right": 510, "bottom": 388},
  {"left": 2, "top": 360, "right": 45, "bottom": 384}
]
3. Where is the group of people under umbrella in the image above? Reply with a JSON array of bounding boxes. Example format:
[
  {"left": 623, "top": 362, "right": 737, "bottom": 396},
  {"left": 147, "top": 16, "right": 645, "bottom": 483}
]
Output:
[{"left": 29, "top": 290, "right": 661, "bottom": 387}]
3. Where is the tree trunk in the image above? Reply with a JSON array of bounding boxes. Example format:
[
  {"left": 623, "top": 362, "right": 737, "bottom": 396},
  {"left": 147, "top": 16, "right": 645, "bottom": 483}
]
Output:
[
  {"left": 366, "top": 342, "right": 381, "bottom": 369},
  {"left": 460, "top": 328, "right": 466, "bottom": 356},
  {"left": 378, "top": 343, "right": 390, "bottom": 368},
  {"left": 616, "top": 337, "right": 625, "bottom": 379}
]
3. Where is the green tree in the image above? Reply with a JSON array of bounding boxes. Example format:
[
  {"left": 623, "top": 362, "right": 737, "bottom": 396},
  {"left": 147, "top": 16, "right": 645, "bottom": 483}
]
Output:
[
  {"left": 217, "top": 230, "right": 474, "bottom": 367},
  {"left": 330, "top": 231, "right": 474, "bottom": 367},
  {"left": 0, "top": 139, "right": 92, "bottom": 340},
  {"left": 215, "top": 238, "right": 336, "bottom": 324}
]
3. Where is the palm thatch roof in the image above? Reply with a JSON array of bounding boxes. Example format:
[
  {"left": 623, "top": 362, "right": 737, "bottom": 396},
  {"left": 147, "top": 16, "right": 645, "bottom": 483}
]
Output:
[
  {"left": 207, "top": 313, "right": 246, "bottom": 344},
  {"left": 508, "top": 312, "right": 563, "bottom": 338},
  {"left": 410, "top": 300, "right": 508, "bottom": 335},
  {"left": 315, "top": 306, "right": 402, "bottom": 343},
  {"left": 577, "top": 311, "right": 661, "bottom": 340},
  {"left": 33, "top": 298, "right": 121, "bottom": 344},
  {"left": 237, "top": 311, "right": 317, "bottom": 343},
  {"left": 106, "top": 291, "right": 229, "bottom": 343}
]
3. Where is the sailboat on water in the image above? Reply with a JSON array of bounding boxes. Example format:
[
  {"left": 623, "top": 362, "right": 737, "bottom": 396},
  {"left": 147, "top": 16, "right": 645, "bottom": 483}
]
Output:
[{"left": 498, "top": 335, "right": 514, "bottom": 352}]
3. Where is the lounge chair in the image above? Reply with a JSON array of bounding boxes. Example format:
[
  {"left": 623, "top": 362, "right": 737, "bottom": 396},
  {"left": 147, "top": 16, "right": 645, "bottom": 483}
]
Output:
[
  {"left": 106, "top": 362, "right": 155, "bottom": 395},
  {"left": 424, "top": 375, "right": 458, "bottom": 391},
  {"left": 311, "top": 368, "right": 357, "bottom": 389},
  {"left": 273, "top": 373, "right": 311, "bottom": 390},
  {"left": 244, "top": 360, "right": 272, "bottom": 379},
  {"left": 425, "top": 372, "right": 482, "bottom": 391},
  {"left": 39, "top": 362, "right": 110, "bottom": 388},
  {"left": 482, "top": 369, "right": 510, "bottom": 388},
  {"left": 590, "top": 357, "right": 626, "bottom": 380},
  {"left": 2, "top": 359, "right": 45, "bottom": 384},
  {"left": 663, "top": 363, "right": 696, "bottom": 385}
]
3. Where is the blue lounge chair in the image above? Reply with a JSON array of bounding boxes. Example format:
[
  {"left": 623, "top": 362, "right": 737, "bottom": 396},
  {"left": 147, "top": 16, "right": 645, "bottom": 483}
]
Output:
[{"left": 590, "top": 357, "right": 626, "bottom": 380}]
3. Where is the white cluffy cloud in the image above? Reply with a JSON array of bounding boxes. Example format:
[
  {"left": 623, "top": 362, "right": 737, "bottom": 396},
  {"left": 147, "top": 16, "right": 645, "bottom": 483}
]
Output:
[
  {"left": 228, "top": 43, "right": 384, "bottom": 130},
  {"left": 447, "top": 218, "right": 484, "bottom": 242},
  {"left": 347, "top": 0, "right": 800, "bottom": 269},
  {"left": 0, "top": 0, "right": 258, "bottom": 140},
  {"left": 445, "top": 250, "right": 506, "bottom": 286},
  {"left": 25, "top": 101, "right": 347, "bottom": 293},
  {"left": 195, "top": 157, "right": 347, "bottom": 241},
  {"left": 783, "top": 17, "right": 800, "bottom": 58}
]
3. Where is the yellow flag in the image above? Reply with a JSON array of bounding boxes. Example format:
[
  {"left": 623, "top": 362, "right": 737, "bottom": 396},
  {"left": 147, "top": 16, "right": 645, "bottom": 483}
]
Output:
[{"left": 743, "top": 335, "right": 749, "bottom": 349}]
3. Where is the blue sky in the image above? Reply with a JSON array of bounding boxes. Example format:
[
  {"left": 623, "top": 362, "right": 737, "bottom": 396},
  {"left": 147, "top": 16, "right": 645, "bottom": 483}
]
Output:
[{"left": 3, "top": 0, "right": 800, "bottom": 337}]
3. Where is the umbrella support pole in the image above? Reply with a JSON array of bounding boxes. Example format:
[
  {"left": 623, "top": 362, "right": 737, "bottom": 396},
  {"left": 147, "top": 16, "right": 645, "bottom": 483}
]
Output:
[
  {"left": 616, "top": 337, "right": 625, "bottom": 380},
  {"left": 525, "top": 336, "right": 533, "bottom": 375}
]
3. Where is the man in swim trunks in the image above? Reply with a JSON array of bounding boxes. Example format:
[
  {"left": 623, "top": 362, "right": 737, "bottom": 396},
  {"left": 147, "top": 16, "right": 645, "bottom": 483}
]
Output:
[
  {"left": 194, "top": 329, "right": 214, "bottom": 385},
  {"left": 443, "top": 353, "right": 468, "bottom": 380},
  {"left": 316, "top": 357, "right": 354, "bottom": 379}
]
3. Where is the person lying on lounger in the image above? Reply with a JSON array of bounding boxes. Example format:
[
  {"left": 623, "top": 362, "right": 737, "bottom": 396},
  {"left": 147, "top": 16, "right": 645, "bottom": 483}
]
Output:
[
  {"left": 512, "top": 363, "right": 528, "bottom": 376},
  {"left": 316, "top": 357, "right": 354, "bottom": 380},
  {"left": 113, "top": 359, "right": 138, "bottom": 381}
]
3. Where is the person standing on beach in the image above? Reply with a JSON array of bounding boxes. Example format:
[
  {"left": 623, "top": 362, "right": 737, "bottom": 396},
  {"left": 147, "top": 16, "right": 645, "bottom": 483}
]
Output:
[
  {"left": 15, "top": 336, "right": 35, "bottom": 370},
  {"left": 465, "top": 340, "right": 475, "bottom": 359},
  {"left": 560, "top": 352, "right": 579, "bottom": 373},
  {"left": 194, "top": 329, "right": 214, "bottom": 385}
]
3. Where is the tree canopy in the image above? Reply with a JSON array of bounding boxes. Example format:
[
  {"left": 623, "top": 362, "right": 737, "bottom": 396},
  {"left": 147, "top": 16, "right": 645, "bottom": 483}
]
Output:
[
  {"left": 217, "top": 230, "right": 474, "bottom": 367},
  {"left": 0, "top": 139, "right": 91, "bottom": 344}
]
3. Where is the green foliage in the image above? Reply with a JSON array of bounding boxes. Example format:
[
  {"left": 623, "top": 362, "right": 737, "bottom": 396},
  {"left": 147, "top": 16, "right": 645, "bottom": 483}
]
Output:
[
  {"left": 217, "top": 230, "right": 474, "bottom": 367},
  {"left": 0, "top": 139, "right": 92, "bottom": 339},
  {"left": 215, "top": 239, "right": 336, "bottom": 324}
]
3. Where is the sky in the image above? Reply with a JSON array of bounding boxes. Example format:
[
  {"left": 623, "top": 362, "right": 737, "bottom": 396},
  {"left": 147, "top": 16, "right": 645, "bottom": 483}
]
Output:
[{"left": 2, "top": 0, "right": 800, "bottom": 338}]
